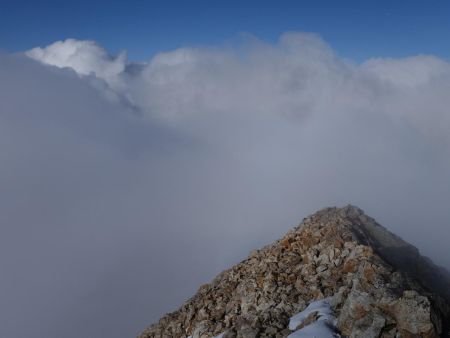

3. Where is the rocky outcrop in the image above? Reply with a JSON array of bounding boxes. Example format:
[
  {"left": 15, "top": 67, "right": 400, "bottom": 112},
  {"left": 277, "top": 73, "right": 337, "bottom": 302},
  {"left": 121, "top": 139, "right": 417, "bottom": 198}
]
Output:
[{"left": 139, "top": 206, "right": 450, "bottom": 338}]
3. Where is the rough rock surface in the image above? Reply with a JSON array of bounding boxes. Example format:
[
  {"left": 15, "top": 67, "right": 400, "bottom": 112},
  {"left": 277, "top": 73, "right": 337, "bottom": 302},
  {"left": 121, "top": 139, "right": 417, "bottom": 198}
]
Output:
[{"left": 139, "top": 206, "right": 450, "bottom": 338}]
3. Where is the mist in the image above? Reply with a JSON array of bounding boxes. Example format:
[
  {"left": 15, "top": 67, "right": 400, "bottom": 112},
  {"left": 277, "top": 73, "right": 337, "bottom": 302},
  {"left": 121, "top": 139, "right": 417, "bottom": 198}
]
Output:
[{"left": 1, "top": 33, "right": 450, "bottom": 338}]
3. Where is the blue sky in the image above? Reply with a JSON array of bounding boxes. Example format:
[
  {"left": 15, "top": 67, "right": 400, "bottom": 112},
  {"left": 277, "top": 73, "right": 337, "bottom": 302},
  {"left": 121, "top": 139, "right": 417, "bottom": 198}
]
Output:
[{"left": 1, "top": 0, "right": 450, "bottom": 61}]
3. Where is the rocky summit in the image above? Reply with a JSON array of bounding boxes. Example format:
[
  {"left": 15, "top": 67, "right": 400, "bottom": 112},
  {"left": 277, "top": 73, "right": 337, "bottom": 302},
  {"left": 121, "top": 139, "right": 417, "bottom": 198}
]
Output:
[{"left": 139, "top": 206, "right": 450, "bottom": 338}]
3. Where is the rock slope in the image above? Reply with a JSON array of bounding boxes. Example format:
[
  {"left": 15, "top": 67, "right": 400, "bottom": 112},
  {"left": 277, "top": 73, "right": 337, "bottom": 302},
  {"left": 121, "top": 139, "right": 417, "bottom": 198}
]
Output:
[{"left": 139, "top": 206, "right": 450, "bottom": 337}]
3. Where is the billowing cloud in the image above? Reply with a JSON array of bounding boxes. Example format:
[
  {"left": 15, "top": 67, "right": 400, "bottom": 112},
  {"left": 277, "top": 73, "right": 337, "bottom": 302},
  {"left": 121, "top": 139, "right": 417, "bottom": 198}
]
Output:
[
  {"left": 1, "top": 33, "right": 450, "bottom": 338},
  {"left": 27, "top": 39, "right": 127, "bottom": 82}
]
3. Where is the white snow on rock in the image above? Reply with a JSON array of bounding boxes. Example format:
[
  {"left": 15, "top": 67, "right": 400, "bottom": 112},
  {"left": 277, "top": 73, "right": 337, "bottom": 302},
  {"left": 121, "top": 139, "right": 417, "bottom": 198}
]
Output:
[
  {"left": 287, "top": 321, "right": 340, "bottom": 337},
  {"left": 288, "top": 297, "right": 341, "bottom": 337}
]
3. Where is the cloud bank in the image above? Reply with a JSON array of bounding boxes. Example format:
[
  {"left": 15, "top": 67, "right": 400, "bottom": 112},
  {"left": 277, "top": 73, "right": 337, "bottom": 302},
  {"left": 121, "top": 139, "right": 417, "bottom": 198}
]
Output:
[{"left": 1, "top": 33, "right": 449, "bottom": 338}]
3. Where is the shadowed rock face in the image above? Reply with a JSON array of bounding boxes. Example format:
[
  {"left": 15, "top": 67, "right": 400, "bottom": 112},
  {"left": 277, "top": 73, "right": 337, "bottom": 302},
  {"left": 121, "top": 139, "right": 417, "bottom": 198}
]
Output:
[
  {"left": 344, "top": 206, "right": 450, "bottom": 307},
  {"left": 139, "top": 206, "right": 450, "bottom": 338}
]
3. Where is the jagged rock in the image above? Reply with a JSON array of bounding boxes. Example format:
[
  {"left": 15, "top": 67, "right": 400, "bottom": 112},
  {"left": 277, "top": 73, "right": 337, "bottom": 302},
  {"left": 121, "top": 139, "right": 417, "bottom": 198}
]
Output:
[{"left": 139, "top": 206, "right": 450, "bottom": 338}]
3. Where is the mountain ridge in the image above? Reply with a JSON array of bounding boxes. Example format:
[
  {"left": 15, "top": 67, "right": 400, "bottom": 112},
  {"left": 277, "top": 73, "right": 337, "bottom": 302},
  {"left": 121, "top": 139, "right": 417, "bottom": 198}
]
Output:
[{"left": 139, "top": 205, "right": 450, "bottom": 337}]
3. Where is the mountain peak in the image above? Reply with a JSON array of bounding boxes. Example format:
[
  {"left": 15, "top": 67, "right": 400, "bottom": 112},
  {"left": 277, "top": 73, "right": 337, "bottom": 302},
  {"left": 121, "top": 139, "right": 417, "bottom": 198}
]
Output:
[{"left": 139, "top": 206, "right": 450, "bottom": 338}]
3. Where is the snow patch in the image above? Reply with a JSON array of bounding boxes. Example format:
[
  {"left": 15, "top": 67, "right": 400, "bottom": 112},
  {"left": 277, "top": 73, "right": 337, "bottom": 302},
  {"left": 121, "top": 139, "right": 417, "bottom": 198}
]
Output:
[
  {"left": 288, "top": 298, "right": 340, "bottom": 337},
  {"left": 287, "top": 321, "right": 340, "bottom": 337}
]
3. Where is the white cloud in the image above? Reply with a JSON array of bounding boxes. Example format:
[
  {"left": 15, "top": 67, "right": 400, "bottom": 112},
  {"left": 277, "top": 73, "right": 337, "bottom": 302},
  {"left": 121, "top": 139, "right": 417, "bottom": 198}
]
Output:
[
  {"left": 1, "top": 33, "right": 449, "bottom": 338},
  {"left": 26, "top": 34, "right": 450, "bottom": 145},
  {"left": 361, "top": 55, "right": 450, "bottom": 87},
  {"left": 26, "top": 38, "right": 127, "bottom": 85}
]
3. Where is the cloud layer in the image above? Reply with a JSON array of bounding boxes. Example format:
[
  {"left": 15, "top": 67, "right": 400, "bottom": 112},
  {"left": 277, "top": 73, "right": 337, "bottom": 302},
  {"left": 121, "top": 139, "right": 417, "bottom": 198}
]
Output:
[{"left": 1, "top": 33, "right": 449, "bottom": 338}]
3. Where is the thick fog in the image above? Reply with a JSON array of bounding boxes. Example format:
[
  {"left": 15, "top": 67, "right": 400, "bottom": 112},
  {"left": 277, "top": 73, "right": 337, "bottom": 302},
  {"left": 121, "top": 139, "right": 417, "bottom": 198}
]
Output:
[{"left": 1, "top": 33, "right": 450, "bottom": 338}]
